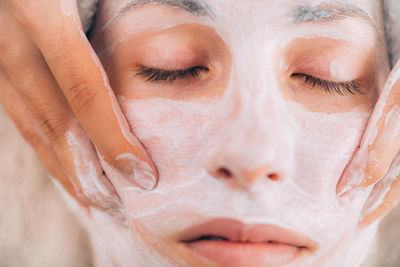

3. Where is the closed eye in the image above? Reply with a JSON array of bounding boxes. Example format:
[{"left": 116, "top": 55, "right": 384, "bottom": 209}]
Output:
[
  {"left": 136, "top": 66, "right": 209, "bottom": 83},
  {"left": 291, "top": 73, "right": 363, "bottom": 96}
]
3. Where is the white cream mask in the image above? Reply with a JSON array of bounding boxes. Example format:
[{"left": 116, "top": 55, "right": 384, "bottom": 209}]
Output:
[
  {"left": 64, "top": 0, "right": 398, "bottom": 266},
  {"left": 105, "top": 95, "right": 370, "bottom": 267}
]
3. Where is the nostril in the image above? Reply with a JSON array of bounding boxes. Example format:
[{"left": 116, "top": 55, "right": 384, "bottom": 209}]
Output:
[
  {"left": 267, "top": 173, "right": 280, "bottom": 181},
  {"left": 216, "top": 167, "right": 232, "bottom": 179}
]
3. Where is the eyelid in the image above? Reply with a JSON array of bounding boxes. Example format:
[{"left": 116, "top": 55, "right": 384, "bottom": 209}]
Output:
[
  {"left": 291, "top": 73, "right": 363, "bottom": 96},
  {"left": 135, "top": 66, "right": 209, "bottom": 83}
]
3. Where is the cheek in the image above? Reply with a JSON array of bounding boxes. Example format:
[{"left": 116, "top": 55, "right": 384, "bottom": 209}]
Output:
[
  {"left": 118, "top": 97, "right": 219, "bottom": 185},
  {"left": 289, "top": 101, "right": 370, "bottom": 198},
  {"left": 117, "top": 97, "right": 370, "bottom": 214},
  {"left": 113, "top": 78, "right": 373, "bottom": 263}
]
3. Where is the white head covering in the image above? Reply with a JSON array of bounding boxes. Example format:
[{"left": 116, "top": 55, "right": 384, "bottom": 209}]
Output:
[
  {"left": 77, "top": 0, "right": 98, "bottom": 33},
  {"left": 383, "top": 0, "right": 400, "bottom": 67},
  {"left": 77, "top": 0, "right": 400, "bottom": 66}
]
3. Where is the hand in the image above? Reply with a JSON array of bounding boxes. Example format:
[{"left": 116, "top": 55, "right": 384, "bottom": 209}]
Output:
[
  {"left": 0, "top": 0, "right": 158, "bottom": 216},
  {"left": 337, "top": 59, "right": 400, "bottom": 224}
]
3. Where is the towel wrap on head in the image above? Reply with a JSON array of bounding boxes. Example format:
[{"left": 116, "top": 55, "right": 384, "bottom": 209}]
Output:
[
  {"left": 383, "top": 0, "right": 400, "bottom": 67},
  {"left": 77, "top": 0, "right": 400, "bottom": 68},
  {"left": 77, "top": 0, "right": 98, "bottom": 33}
]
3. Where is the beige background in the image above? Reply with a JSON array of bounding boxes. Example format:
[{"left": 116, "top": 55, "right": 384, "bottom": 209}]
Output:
[{"left": 0, "top": 105, "right": 92, "bottom": 267}]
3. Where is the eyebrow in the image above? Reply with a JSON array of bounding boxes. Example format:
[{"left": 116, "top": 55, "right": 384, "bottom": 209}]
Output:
[
  {"left": 291, "top": 2, "right": 378, "bottom": 33},
  {"left": 116, "top": 1, "right": 379, "bottom": 38},
  {"left": 119, "top": 0, "right": 212, "bottom": 17}
]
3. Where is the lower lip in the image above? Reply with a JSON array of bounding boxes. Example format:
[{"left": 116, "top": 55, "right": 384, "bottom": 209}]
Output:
[{"left": 184, "top": 240, "right": 305, "bottom": 267}]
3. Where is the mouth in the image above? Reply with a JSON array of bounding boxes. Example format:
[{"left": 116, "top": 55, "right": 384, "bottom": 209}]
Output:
[{"left": 178, "top": 219, "right": 317, "bottom": 267}]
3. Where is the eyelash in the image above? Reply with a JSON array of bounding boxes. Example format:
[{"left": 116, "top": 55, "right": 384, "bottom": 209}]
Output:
[
  {"left": 291, "top": 73, "right": 363, "bottom": 96},
  {"left": 136, "top": 66, "right": 209, "bottom": 83},
  {"left": 135, "top": 66, "right": 362, "bottom": 96}
]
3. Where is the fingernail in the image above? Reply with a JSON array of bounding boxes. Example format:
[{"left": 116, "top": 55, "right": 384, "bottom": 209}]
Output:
[
  {"left": 337, "top": 184, "right": 350, "bottom": 198},
  {"left": 116, "top": 153, "right": 158, "bottom": 190},
  {"left": 132, "top": 168, "right": 158, "bottom": 191},
  {"left": 337, "top": 163, "right": 365, "bottom": 198}
]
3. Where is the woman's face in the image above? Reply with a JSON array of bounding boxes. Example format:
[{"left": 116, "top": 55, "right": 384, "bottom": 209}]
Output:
[{"left": 89, "top": 0, "right": 390, "bottom": 266}]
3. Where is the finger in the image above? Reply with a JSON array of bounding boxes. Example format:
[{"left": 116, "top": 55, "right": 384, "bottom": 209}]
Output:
[
  {"left": 359, "top": 152, "right": 400, "bottom": 225},
  {"left": 0, "top": 18, "right": 122, "bottom": 213},
  {"left": 1, "top": 52, "right": 123, "bottom": 214},
  {"left": 13, "top": 0, "right": 159, "bottom": 190},
  {"left": 337, "top": 62, "right": 400, "bottom": 196},
  {"left": 62, "top": 123, "right": 125, "bottom": 218},
  {"left": 360, "top": 177, "right": 400, "bottom": 225},
  {"left": 0, "top": 69, "right": 78, "bottom": 201}
]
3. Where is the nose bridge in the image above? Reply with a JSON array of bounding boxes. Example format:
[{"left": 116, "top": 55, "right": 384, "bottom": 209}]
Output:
[
  {"left": 205, "top": 47, "right": 295, "bottom": 186},
  {"left": 230, "top": 45, "right": 291, "bottom": 167},
  {"left": 220, "top": 88, "right": 288, "bottom": 172}
]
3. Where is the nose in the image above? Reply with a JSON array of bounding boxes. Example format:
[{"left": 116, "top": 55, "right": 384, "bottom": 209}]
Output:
[
  {"left": 204, "top": 101, "right": 291, "bottom": 189},
  {"left": 208, "top": 162, "right": 280, "bottom": 187},
  {"left": 203, "top": 50, "right": 295, "bottom": 189},
  {"left": 204, "top": 91, "right": 293, "bottom": 189},
  {"left": 204, "top": 106, "right": 292, "bottom": 188}
]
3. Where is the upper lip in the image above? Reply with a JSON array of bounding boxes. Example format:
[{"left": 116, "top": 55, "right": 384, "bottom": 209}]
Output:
[{"left": 179, "top": 218, "right": 318, "bottom": 250}]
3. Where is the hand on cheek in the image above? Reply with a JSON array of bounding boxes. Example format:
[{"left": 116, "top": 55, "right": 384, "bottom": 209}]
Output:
[
  {"left": 0, "top": 0, "right": 158, "bottom": 218},
  {"left": 337, "top": 59, "right": 400, "bottom": 224}
]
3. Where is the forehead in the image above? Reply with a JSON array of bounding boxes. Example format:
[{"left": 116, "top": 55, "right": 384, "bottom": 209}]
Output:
[
  {"left": 95, "top": 0, "right": 382, "bottom": 46},
  {"left": 96, "top": 0, "right": 381, "bottom": 50},
  {"left": 100, "top": 0, "right": 377, "bottom": 23}
]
